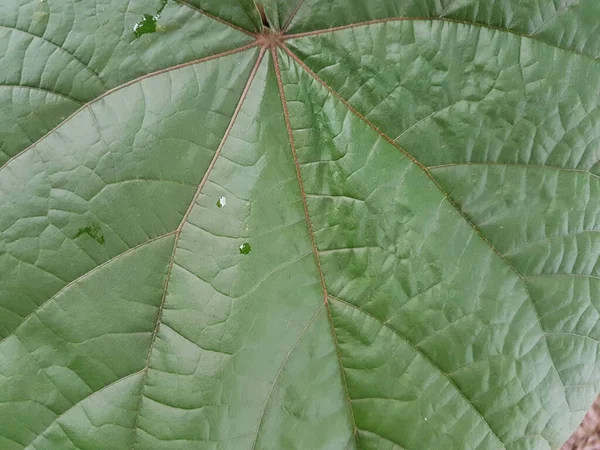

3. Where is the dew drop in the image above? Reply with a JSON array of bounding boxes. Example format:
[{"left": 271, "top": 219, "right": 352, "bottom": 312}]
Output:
[
  {"left": 216, "top": 196, "right": 227, "bottom": 208},
  {"left": 133, "top": 14, "right": 159, "bottom": 37},
  {"left": 239, "top": 243, "right": 251, "bottom": 255},
  {"left": 133, "top": 0, "right": 168, "bottom": 38}
]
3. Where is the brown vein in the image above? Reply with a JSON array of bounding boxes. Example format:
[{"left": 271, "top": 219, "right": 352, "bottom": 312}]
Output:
[
  {"left": 0, "top": 42, "right": 259, "bottom": 173},
  {"left": 271, "top": 45, "right": 360, "bottom": 447},
  {"left": 128, "top": 46, "right": 267, "bottom": 450}
]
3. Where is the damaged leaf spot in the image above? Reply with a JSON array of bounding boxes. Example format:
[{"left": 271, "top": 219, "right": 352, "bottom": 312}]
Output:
[{"left": 75, "top": 224, "right": 105, "bottom": 244}]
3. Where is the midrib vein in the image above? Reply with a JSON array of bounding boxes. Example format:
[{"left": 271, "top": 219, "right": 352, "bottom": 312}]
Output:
[
  {"left": 271, "top": 45, "right": 361, "bottom": 448},
  {"left": 128, "top": 46, "right": 267, "bottom": 450}
]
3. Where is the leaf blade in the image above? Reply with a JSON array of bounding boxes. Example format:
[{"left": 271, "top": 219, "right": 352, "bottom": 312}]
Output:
[{"left": 1, "top": 1, "right": 599, "bottom": 448}]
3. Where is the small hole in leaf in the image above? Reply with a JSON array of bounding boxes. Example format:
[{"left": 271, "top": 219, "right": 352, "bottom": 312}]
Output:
[{"left": 256, "top": 3, "right": 270, "bottom": 29}]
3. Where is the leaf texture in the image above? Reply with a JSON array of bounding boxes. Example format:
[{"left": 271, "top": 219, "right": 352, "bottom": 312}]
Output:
[{"left": 1, "top": 1, "right": 599, "bottom": 449}]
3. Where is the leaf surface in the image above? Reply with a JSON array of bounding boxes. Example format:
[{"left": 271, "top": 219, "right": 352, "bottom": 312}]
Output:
[{"left": 1, "top": 1, "right": 599, "bottom": 449}]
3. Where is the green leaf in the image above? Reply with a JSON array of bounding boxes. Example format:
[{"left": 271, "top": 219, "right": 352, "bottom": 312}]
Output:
[{"left": 1, "top": 1, "right": 599, "bottom": 449}]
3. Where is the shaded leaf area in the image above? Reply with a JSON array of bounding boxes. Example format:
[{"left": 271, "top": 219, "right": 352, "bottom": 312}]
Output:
[{"left": 1, "top": 1, "right": 600, "bottom": 449}]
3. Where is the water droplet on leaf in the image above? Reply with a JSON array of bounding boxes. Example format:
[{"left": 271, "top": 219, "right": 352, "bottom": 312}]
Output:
[
  {"left": 216, "top": 196, "right": 227, "bottom": 208},
  {"left": 133, "top": 0, "right": 168, "bottom": 38},
  {"left": 75, "top": 224, "right": 105, "bottom": 244},
  {"left": 133, "top": 14, "right": 158, "bottom": 37},
  {"left": 239, "top": 243, "right": 251, "bottom": 255}
]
